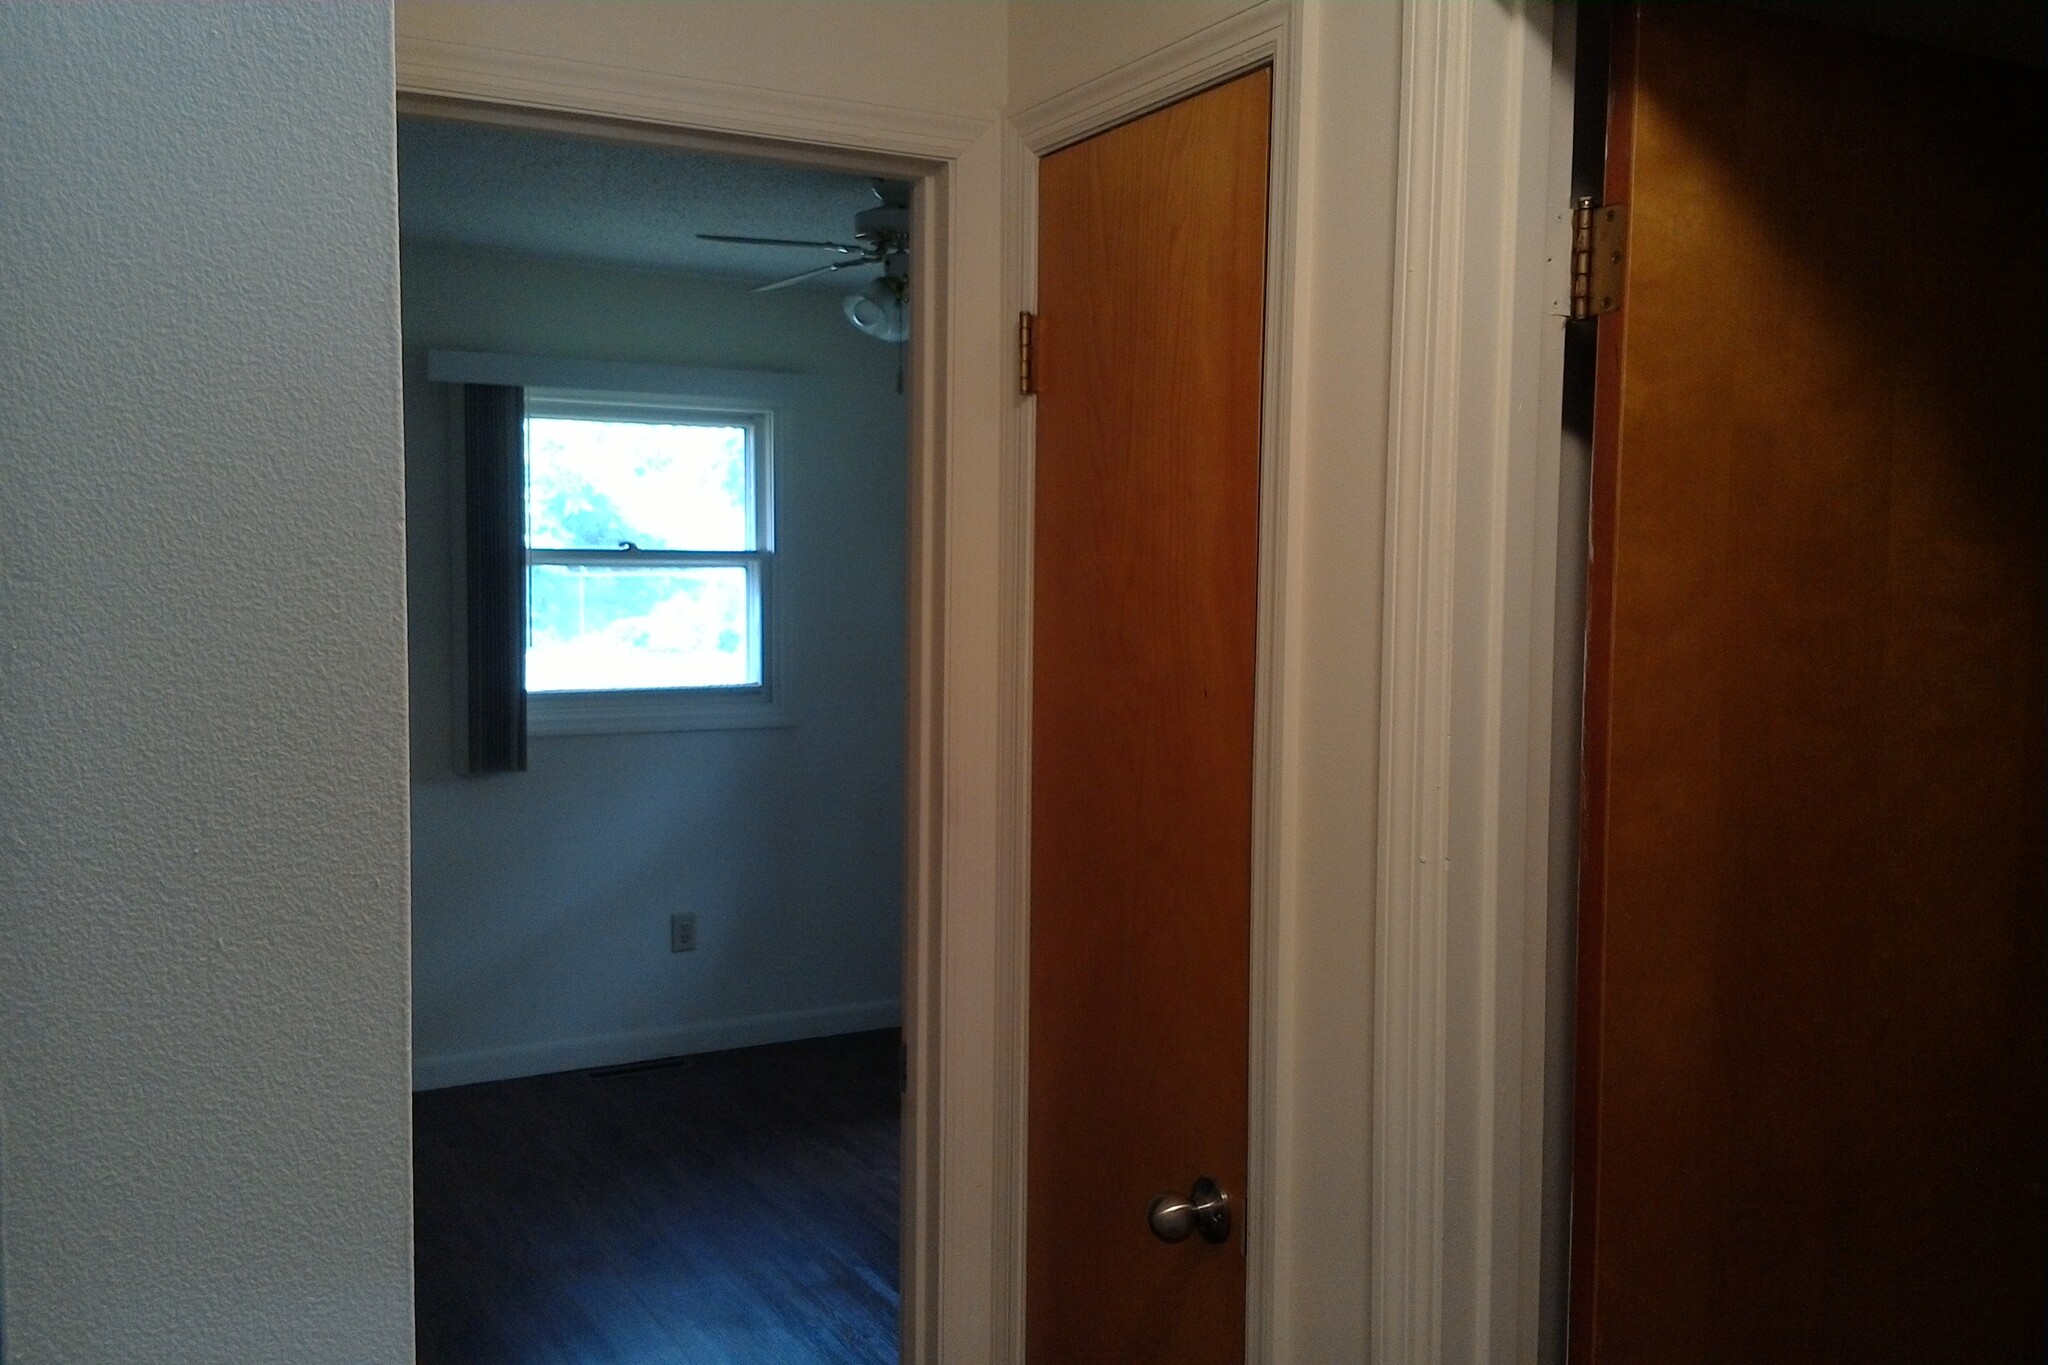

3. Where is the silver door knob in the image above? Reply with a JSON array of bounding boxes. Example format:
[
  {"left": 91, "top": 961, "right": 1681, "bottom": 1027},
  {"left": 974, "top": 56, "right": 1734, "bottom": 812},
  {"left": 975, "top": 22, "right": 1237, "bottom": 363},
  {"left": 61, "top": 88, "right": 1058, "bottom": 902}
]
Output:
[{"left": 1147, "top": 1176, "right": 1231, "bottom": 1244}]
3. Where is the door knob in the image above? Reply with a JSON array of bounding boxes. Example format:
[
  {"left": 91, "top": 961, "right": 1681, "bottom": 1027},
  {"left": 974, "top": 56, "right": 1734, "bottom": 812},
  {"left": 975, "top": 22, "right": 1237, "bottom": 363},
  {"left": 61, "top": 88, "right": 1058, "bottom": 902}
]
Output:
[{"left": 1147, "top": 1176, "right": 1231, "bottom": 1245}]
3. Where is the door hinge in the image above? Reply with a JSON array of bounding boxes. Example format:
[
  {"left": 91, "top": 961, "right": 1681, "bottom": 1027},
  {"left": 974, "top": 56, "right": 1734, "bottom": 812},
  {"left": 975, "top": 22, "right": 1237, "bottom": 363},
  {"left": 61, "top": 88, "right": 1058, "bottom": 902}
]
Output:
[
  {"left": 1570, "top": 197, "right": 1630, "bottom": 319},
  {"left": 1018, "top": 310, "right": 1038, "bottom": 395}
]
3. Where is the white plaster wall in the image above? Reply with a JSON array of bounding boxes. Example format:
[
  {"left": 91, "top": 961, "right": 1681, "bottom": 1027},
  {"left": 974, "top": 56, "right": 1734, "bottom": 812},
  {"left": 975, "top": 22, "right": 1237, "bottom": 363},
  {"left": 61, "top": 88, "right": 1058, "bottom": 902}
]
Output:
[
  {"left": 402, "top": 244, "right": 906, "bottom": 1088},
  {"left": 0, "top": 6, "right": 413, "bottom": 1362},
  {"left": 399, "top": 1, "right": 1008, "bottom": 118},
  {"left": 1007, "top": 0, "right": 1265, "bottom": 110}
]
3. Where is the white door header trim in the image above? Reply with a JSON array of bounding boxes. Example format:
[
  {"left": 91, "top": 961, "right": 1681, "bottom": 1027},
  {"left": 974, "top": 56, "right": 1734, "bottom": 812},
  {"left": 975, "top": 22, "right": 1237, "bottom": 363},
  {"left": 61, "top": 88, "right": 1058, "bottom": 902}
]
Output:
[{"left": 397, "top": 35, "right": 992, "bottom": 161}]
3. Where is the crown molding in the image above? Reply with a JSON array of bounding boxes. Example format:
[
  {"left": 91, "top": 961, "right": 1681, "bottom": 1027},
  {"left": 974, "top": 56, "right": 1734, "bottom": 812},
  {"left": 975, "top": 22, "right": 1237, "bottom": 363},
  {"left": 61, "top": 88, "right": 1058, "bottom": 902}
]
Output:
[
  {"left": 1011, "top": 0, "right": 1292, "bottom": 154},
  {"left": 395, "top": 36, "right": 992, "bottom": 162}
]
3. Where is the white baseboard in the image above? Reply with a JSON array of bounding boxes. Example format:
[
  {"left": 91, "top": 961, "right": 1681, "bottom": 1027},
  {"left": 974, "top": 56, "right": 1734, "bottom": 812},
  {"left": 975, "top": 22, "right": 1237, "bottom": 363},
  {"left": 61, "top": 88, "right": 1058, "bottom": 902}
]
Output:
[{"left": 412, "top": 998, "right": 903, "bottom": 1091}]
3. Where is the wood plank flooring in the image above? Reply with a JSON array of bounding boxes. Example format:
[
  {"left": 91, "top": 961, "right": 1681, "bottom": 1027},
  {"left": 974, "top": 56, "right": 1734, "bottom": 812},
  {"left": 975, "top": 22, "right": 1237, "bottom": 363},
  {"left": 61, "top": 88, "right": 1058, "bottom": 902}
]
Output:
[{"left": 414, "top": 1030, "right": 900, "bottom": 1365}]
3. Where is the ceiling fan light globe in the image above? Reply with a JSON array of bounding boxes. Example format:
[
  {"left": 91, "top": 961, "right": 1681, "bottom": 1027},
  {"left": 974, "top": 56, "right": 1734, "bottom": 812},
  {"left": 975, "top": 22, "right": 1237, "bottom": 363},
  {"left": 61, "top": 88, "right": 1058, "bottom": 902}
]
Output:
[{"left": 844, "top": 279, "right": 909, "bottom": 343}]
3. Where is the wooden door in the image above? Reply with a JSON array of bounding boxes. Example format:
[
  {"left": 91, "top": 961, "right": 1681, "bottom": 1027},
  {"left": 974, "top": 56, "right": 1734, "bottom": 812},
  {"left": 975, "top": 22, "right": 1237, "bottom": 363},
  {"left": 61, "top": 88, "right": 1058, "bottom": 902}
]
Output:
[
  {"left": 1028, "top": 68, "right": 1271, "bottom": 1364},
  {"left": 1572, "top": 8, "right": 2045, "bottom": 1361}
]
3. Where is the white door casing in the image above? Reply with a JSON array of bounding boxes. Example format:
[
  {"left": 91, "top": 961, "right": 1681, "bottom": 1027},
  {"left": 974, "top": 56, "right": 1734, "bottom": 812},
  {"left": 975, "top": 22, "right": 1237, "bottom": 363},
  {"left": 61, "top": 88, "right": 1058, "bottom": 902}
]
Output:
[
  {"left": 1371, "top": 4, "right": 1581, "bottom": 1361},
  {"left": 393, "top": 43, "right": 1008, "bottom": 1361}
]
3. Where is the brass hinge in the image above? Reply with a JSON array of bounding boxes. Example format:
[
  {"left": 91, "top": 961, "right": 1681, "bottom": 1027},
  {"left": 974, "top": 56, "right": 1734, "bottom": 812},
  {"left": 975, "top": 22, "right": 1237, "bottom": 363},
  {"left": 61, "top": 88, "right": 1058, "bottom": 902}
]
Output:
[
  {"left": 1018, "top": 310, "right": 1038, "bottom": 396},
  {"left": 1570, "top": 197, "right": 1629, "bottom": 319}
]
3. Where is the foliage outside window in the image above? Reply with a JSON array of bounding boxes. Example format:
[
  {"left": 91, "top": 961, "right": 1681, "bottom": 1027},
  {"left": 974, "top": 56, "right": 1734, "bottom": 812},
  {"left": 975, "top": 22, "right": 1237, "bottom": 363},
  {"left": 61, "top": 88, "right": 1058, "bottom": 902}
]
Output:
[{"left": 523, "top": 391, "right": 775, "bottom": 732}]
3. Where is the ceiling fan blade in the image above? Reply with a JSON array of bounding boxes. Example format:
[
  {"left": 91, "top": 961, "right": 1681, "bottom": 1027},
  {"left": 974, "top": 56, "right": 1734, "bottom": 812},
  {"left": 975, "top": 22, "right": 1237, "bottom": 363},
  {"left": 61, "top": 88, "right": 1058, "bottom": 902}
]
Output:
[
  {"left": 752, "top": 257, "right": 874, "bottom": 293},
  {"left": 697, "top": 233, "right": 865, "bottom": 253}
]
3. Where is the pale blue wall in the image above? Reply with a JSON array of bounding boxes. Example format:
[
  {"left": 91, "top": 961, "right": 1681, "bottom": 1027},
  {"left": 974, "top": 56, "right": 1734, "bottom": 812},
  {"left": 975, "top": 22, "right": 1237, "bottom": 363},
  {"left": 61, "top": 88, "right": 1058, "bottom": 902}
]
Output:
[
  {"left": 402, "top": 242, "right": 907, "bottom": 1087},
  {"left": 0, "top": 7, "right": 413, "bottom": 1359}
]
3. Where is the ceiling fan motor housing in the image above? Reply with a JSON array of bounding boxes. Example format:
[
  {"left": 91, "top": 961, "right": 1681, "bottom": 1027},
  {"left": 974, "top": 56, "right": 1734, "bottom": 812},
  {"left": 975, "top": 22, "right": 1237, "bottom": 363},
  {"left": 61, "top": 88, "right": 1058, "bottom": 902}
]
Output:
[{"left": 854, "top": 203, "right": 910, "bottom": 249}]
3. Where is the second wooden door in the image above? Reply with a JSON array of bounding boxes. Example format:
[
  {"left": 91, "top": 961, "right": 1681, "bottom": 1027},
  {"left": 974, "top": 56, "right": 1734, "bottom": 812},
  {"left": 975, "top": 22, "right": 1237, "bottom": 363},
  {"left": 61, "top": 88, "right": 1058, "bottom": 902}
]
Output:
[
  {"left": 1028, "top": 68, "right": 1272, "bottom": 1364},
  {"left": 1572, "top": 8, "right": 2045, "bottom": 1359}
]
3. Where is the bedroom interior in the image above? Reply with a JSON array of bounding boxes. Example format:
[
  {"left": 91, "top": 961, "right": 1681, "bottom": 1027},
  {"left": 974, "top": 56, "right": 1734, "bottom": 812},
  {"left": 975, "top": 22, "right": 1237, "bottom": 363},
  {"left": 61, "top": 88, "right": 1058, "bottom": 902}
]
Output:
[{"left": 398, "top": 114, "right": 912, "bottom": 1360}]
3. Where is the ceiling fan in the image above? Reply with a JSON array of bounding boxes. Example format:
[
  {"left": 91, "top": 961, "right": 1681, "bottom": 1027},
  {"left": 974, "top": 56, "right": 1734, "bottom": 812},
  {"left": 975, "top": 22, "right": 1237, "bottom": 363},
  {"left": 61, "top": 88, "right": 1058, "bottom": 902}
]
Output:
[{"left": 698, "top": 179, "right": 910, "bottom": 341}]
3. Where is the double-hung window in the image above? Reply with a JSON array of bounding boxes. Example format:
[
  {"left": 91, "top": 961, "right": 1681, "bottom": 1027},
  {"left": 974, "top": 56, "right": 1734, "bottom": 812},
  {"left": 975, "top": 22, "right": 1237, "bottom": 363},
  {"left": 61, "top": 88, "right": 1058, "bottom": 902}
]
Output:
[{"left": 522, "top": 391, "right": 776, "bottom": 732}]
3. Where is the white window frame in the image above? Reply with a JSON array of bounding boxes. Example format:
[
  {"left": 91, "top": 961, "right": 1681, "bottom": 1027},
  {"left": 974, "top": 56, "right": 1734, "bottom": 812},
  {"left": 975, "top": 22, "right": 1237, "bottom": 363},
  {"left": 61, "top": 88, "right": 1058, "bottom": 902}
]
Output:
[
  {"left": 522, "top": 390, "right": 780, "bottom": 735},
  {"left": 427, "top": 350, "right": 801, "bottom": 736}
]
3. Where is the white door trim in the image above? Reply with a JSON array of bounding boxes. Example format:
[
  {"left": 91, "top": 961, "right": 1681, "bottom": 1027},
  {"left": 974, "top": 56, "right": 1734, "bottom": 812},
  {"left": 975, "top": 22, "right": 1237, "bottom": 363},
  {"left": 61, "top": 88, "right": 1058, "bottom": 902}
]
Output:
[
  {"left": 1001, "top": 4, "right": 1306, "bottom": 1360},
  {"left": 395, "top": 50, "right": 1005, "bottom": 1365},
  {"left": 1371, "top": 3, "right": 1580, "bottom": 1360},
  {"left": 395, "top": 36, "right": 988, "bottom": 160}
]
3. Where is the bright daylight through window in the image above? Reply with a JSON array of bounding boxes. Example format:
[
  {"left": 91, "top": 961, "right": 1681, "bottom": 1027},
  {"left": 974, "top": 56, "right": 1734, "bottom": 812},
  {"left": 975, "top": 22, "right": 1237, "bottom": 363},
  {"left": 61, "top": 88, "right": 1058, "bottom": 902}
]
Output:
[{"left": 524, "top": 394, "right": 769, "bottom": 700}]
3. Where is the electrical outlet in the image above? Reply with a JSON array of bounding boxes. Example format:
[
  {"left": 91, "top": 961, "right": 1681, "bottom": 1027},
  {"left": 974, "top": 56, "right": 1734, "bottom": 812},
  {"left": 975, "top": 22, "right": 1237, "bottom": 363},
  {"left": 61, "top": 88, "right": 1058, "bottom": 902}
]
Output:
[{"left": 669, "top": 912, "right": 698, "bottom": 953}]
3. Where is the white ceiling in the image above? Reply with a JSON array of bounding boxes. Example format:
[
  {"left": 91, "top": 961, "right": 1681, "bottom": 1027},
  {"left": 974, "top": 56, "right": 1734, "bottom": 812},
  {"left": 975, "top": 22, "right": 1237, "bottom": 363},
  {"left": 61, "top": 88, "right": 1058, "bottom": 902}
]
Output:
[{"left": 396, "top": 117, "right": 905, "bottom": 290}]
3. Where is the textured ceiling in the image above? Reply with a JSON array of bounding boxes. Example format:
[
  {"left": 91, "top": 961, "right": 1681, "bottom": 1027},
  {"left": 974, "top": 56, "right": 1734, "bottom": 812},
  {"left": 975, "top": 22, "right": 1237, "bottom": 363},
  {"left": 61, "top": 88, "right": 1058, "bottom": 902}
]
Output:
[{"left": 397, "top": 117, "right": 904, "bottom": 290}]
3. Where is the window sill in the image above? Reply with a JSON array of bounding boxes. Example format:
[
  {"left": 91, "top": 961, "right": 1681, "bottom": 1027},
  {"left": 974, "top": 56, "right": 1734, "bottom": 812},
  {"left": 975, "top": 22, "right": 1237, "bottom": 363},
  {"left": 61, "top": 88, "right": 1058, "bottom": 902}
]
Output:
[{"left": 528, "top": 693, "right": 791, "bottom": 738}]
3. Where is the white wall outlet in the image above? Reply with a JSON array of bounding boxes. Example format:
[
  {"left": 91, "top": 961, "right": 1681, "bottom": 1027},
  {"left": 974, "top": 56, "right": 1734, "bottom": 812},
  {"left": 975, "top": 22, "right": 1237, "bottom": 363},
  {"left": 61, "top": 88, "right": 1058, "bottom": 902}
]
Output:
[{"left": 669, "top": 912, "right": 698, "bottom": 953}]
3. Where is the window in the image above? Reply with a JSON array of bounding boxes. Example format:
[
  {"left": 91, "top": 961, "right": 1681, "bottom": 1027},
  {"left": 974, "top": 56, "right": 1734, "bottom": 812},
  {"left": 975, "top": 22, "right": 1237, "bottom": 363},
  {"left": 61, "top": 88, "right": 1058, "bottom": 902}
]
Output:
[
  {"left": 428, "top": 350, "right": 804, "bottom": 746},
  {"left": 522, "top": 392, "right": 778, "bottom": 733}
]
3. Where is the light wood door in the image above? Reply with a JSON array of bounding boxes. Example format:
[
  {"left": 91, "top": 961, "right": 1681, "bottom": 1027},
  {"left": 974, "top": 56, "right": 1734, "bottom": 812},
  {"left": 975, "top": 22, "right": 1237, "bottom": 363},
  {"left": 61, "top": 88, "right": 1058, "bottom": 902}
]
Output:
[
  {"left": 1028, "top": 68, "right": 1271, "bottom": 1364},
  {"left": 1572, "top": 8, "right": 2045, "bottom": 1361}
]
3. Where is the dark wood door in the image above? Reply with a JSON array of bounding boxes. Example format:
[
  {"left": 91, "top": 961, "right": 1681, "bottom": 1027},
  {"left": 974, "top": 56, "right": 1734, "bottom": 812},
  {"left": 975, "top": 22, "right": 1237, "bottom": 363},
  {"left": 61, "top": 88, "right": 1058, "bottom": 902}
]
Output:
[
  {"left": 1572, "top": 8, "right": 2045, "bottom": 1361},
  {"left": 1028, "top": 68, "right": 1271, "bottom": 1364}
]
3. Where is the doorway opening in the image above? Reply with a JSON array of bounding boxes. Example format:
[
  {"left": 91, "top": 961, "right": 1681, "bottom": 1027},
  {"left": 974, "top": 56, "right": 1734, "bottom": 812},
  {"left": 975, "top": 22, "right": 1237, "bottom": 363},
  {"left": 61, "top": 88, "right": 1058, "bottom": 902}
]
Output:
[{"left": 397, "top": 109, "right": 918, "bottom": 1363}]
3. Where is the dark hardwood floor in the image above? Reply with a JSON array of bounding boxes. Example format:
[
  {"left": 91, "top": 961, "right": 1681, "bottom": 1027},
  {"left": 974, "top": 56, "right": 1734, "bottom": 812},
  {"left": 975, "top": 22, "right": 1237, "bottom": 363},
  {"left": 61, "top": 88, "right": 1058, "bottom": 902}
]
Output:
[{"left": 414, "top": 1030, "right": 900, "bottom": 1365}]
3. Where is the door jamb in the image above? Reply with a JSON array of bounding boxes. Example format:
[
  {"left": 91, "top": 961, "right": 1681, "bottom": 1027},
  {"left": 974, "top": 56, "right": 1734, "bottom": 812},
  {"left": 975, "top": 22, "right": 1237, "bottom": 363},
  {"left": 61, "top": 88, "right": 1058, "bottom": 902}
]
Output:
[
  {"left": 393, "top": 48, "right": 1000, "bottom": 1365},
  {"left": 1369, "top": 3, "right": 1583, "bottom": 1360},
  {"left": 1000, "top": 5, "right": 1307, "bottom": 1360}
]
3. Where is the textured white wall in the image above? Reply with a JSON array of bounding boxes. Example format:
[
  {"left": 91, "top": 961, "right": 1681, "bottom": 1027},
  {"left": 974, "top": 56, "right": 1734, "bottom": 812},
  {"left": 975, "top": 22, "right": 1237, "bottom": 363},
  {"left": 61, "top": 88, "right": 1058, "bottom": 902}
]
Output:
[
  {"left": 0, "top": 6, "right": 414, "bottom": 1361},
  {"left": 402, "top": 243, "right": 907, "bottom": 1088}
]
